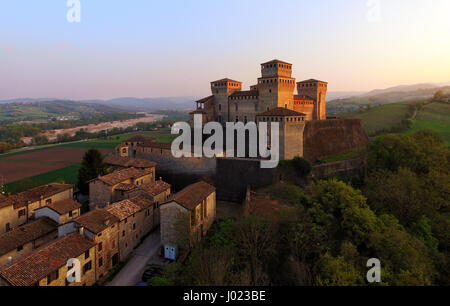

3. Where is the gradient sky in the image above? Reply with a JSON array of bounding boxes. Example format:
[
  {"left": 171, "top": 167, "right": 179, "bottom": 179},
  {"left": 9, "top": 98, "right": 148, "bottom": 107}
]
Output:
[{"left": 1, "top": 0, "right": 449, "bottom": 100}]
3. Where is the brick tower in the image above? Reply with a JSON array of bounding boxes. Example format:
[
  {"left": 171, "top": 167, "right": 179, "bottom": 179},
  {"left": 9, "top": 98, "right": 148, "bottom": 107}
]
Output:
[
  {"left": 297, "top": 79, "right": 328, "bottom": 120},
  {"left": 257, "top": 60, "right": 296, "bottom": 112},
  {"left": 210, "top": 79, "right": 242, "bottom": 123}
]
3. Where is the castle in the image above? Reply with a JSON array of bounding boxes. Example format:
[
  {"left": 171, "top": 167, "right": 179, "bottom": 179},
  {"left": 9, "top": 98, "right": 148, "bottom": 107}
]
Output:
[
  {"left": 188, "top": 60, "right": 369, "bottom": 161},
  {"left": 190, "top": 59, "right": 328, "bottom": 126}
]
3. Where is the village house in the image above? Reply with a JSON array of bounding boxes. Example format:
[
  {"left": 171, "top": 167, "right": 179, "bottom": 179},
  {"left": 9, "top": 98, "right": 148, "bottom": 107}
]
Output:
[
  {"left": 160, "top": 181, "right": 216, "bottom": 247},
  {"left": 117, "top": 135, "right": 154, "bottom": 158},
  {"left": 0, "top": 233, "right": 96, "bottom": 286},
  {"left": 106, "top": 196, "right": 155, "bottom": 260},
  {"left": 0, "top": 183, "right": 73, "bottom": 234},
  {"left": 0, "top": 217, "right": 58, "bottom": 267},
  {"left": 66, "top": 209, "right": 120, "bottom": 280},
  {"left": 103, "top": 155, "right": 157, "bottom": 172},
  {"left": 88, "top": 167, "right": 155, "bottom": 210},
  {"left": 34, "top": 199, "right": 81, "bottom": 225}
]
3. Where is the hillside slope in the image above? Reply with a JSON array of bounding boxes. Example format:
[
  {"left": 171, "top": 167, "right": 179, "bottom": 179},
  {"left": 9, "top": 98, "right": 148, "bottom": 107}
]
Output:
[{"left": 341, "top": 101, "right": 450, "bottom": 145}]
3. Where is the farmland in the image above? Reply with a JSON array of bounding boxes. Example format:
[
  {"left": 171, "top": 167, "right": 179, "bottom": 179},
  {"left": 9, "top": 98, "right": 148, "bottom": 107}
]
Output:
[{"left": 0, "top": 129, "right": 176, "bottom": 193}]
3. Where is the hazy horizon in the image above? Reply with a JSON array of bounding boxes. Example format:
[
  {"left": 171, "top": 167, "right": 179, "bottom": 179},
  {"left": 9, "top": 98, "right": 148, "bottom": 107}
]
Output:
[{"left": 1, "top": 0, "right": 449, "bottom": 100}]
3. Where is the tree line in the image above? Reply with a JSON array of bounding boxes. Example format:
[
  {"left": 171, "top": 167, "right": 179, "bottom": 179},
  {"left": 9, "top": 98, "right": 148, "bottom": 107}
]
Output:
[{"left": 152, "top": 129, "right": 449, "bottom": 286}]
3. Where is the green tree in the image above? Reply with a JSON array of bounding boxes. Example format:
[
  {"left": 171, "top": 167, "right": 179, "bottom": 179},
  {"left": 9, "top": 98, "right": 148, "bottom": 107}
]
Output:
[{"left": 77, "top": 149, "right": 107, "bottom": 195}]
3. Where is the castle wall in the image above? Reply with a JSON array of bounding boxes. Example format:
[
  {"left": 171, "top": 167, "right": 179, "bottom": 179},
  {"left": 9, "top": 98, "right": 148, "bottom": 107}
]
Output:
[
  {"left": 215, "top": 158, "right": 277, "bottom": 203},
  {"left": 228, "top": 97, "right": 258, "bottom": 123},
  {"left": 303, "top": 119, "right": 369, "bottom": 162}
]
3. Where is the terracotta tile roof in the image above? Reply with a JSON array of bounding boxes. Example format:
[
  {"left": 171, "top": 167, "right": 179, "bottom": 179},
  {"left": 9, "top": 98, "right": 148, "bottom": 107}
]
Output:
[
  {"left": 106, "top": 200, "right": 142, "bottom": 221},
  {"left": 0, "top": 218, "right": 57, "bottom": 255},
  {"left": 44, "top": 199, "right": 81, "bottom": 215},
  {"left": 211, "top": 78, "right": 242, "bottom": 84},
  {"left": 94, "top": 167, "right": 153, "bottom": 186},
  {"left": 0, "top": 183, "right": 73, "bottom": 209},
  {"left": 139, "top": 180, "right": 171, "bottom": 197},
  {"left": 0, "top": 233, "right": 95, "bottom": 286},
  {"left": 104, "top": 155, "right": 157, "bottom": 169},
  {"left": 114, "top": 183, "right": 137, "bottom": 192},
  {"left": 297, "top": 79, "right": 328, "bottom": 84},
  {"left": 166, "top": 181, "right": 215, "bottom": 210},
  {"left": 75, "top": 209, "right": 119, "bottom": 234},
  {"left": 262, "top": 59, "right": 292, "bottom": 66},
  {"left": 138, "top": 142, "right": 172, "bottom": 150},
  {"left": 129, "top": 196, "right": 154, "bottom": 210},
  {"left": 230, "top": 90, "right": 259, "bottom": 98},
  {"left": 257, "top": 107, "right": 306, "bottom": 117},
  {"left": 196, "top": 95, "right": 214, "bottom": 104},
  {"left": 124, "top": 135, "right": 154, "bottom": 143}
]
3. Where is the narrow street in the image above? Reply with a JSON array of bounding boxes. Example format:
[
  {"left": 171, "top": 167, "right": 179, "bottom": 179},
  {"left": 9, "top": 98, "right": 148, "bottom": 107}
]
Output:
[{"left": 107, "top": 229, "right": 161, "bottom": 286}]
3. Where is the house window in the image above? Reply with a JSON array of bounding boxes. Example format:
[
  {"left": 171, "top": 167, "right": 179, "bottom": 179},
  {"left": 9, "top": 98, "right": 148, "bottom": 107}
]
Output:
[
  {"left": 45, "top": 199, "right": 52, "bottom": 205},
  {"left": 85, "top": 251, "right": 90, "bottom": 260},
  {"left": 99, "top": 257, "right": 103, "bottom": 267},
  {"left": 83, "top": 261, "right": 92, "bottom": 274},
  {"left": 124, "top": 218, "right": 128, "bottom": 224},
  {"left": 133, "top": 224, "right": 136, "bottom": 230},
  {"left": 5, "top": 223, "right": 10, "bottom": 232},
  {"left": 17, "top": 245, "right": 23, "bottom": 252},
  {"left": 47, "top": 270, "right": 59, "bottom": 284},
  {"left": 18, "top": 209, "right": 26, "bottom": 218},
  {"left": 98, "top": 243, "right": 103, "bottom": 252},
  {"left": 69, "top": 211, "right": 73, "bottom": 218},
  {"left": 122, "top": 231, "right": 125, "bottom": 237}
]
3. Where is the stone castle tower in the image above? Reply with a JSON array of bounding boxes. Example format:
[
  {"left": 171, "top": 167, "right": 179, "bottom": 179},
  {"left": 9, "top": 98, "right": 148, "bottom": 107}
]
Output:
[{"left": 190, "top": 59, "right": 328, "bottom": 125}]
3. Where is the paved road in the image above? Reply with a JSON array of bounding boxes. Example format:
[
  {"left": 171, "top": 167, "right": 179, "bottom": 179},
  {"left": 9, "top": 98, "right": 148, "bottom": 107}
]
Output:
[{"left": 107, "top": 229, "right": 161, "bottom": 286}]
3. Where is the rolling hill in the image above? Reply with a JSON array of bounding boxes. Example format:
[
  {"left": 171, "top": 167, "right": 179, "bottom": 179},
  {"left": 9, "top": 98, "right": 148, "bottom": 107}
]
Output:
[
  {"left": 341, "top": 101, "right": 450, "bottom": 145},
  {"left": 327, "top": 85, "right": 450, "bottom": 115},
  {"left": 0, "top": 100, "right": 132, "bottom": 122}
]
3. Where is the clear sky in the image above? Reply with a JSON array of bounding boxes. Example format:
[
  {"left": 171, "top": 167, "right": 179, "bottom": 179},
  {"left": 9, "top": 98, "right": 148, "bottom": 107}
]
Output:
[{"left": 1, "top": 0, "right": 449, "bottom": 100}]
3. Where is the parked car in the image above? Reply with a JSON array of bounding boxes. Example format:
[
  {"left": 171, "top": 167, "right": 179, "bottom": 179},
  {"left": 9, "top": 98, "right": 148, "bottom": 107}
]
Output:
[{"left": 141, "top": 265, "right": 163, "bottom": 282}]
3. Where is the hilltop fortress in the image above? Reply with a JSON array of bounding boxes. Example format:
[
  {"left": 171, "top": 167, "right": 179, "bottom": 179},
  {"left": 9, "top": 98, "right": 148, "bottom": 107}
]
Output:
[{"left": 189, "top": 59, "right": 368, "bottom": 161}]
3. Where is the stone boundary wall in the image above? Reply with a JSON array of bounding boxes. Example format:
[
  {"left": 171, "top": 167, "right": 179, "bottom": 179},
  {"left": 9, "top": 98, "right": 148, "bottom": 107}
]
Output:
[
  {"left": 303, "top": 118, "right": 369, "bottom": 162},
  {"left": 312, "top": 158, "right": 364, "bottom": 179}
]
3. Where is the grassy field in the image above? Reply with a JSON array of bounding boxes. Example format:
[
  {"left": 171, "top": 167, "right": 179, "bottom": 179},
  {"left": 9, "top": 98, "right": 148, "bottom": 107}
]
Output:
[
  {"left": 405, "top": 103, "right": 450, "bottom": 145},
  {"left": 60, "top": 129, "right": 176, "bottom": 149},
  {"left": 1, "top": 129, "right": 176, "bottom": 193},
  {"left": 5, "top": 164, "right": 81, "bottom": 194},
  {"left": 341, "top": 102, "right": 412, "bottom": 136},
  {"left": 341, "top": 100, "right": 450, "bottom": 145}
]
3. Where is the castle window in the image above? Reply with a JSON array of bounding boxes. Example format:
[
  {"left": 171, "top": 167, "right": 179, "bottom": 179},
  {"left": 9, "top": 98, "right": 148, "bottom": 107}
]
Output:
[
  {"left": 235, "top": 116, "right": 239, "bottom": 122},
  {"left": 219, "top": 104, "right": 221, "bottom": 111}
]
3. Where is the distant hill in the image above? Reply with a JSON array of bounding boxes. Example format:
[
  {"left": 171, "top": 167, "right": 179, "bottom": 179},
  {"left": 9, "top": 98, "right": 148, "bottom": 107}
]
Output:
[
  {"left": 83, "top": 96, "right": 198, "bottom": 112},
  {"left": 0, "top": 100, "right": 131, "bottom": 122},
  {"left": 327, "top": 85, "right": 450, "bottom": 115}
]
